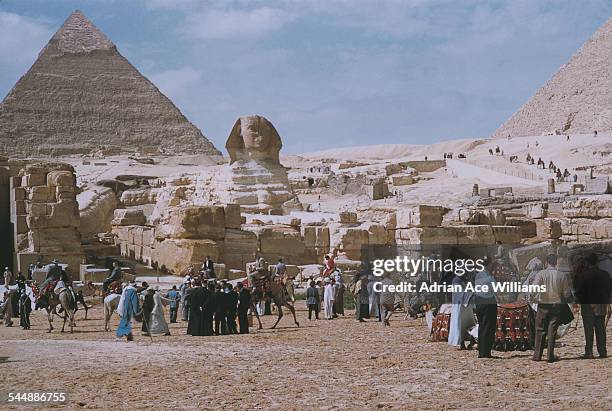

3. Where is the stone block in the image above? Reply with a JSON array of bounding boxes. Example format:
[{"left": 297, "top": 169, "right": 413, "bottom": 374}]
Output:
[
  {"left": 391, "top": 175, "right": 414, "bottom": 186},
  {"left": 454, "top": 225, "right": 496, "bottom": 245},
  {"left": 458, "top": 208, "right": 506, "bottom": 225},
  {"left": 154, "top": 238, "right": 221, "bottom": 274},
  {"left": 29, "top": 186, "right": 53, "bottom": 203},
  {"left": 491, "top": 226, "right": 521, "bottom": 244},
  {"left": 79, "top": 266, "right": 110, "bottom": 283},
  {"left": 14, "top": 200, "right": 26, "bottom": 215},
  {"left": 560, "top": 218, "right": 592, "bottom": 236},
  {"left": 13, "top": 187, "right": 26, "bottom": 201},
  {"left": 330, "top": 227, "right": 369, "bottom": 259},
  {"left": 505, "top": 217, "right": 537, "bottom": 238},
  {"left": 590, "top": 218, "right": 612, "bottom": 239},
  {"left": 28, "top": 228, "right": 81, "bottom": 253},
  {"left": 15, "top": 215, "right": 28, "bottom": 234},
  {"left": 224, "top": 204, "right": 242, "bottom": 229},
  {"left": 563, "top": 196, "right": 612, "bottom": 218},
  {"left": 396, "top": 205, "right": 447, "bottom": 228},
  {"left": 157, "top": 205, "right": 225, "bottom": 240},
  {"left": 535, "top": 218, "right": 562, "bottom": 239},
  {"left": 129, "top": 226, "right": 144, "bottom": 246},
  {"left": 111, "top": 209, "right": 146, "bottom": 226},
  {"left": 11, "top": 176, "right": 21, "bottom": 188},
  {"left": 47, "top": 171, "right": 75, "bottom": 187},
  {"left": 339, "top": 211, "right": 358, "bottom": 224},
  {"left": 24, "top": 173, "right": 46, "bottom": 187},
  {"left": 142, "top": 227, "right": 155, "bottom": 247},
  {"left": 223, "top": 229, "right": 258, "bottom": 270},
  {"left": 524, "top": 203, "right": 548, "bottom": 219}
]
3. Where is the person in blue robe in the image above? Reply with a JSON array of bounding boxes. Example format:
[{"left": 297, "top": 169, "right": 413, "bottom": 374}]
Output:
[{"left": 116, "top": 283, "right": 140, "bottom": 341}]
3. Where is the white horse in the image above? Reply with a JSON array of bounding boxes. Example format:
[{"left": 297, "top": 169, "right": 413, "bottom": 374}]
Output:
[{"left": 103, "top": 293, "right": 121, "bottom": 331}]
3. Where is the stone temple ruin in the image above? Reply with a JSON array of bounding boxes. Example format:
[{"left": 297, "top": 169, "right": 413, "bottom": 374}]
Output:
[{"left": 1, "top": 10, "right": 612, "bottom": 284}]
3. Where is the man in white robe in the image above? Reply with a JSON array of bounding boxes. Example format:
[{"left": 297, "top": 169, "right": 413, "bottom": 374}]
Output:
[
  {"left": 323, "top": 278, "right": 335, "bottom": 320},
  {"left": 150, "top": 286, "right": 170, "bottom": 336}
]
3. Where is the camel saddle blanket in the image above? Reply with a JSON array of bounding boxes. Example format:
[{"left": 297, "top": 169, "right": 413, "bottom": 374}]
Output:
[
  {"left": 430, "top": 312, "right": 451, "bottom": 342},
  {"left": 495, "top": 301, "right": 532, "bottom": 351}
]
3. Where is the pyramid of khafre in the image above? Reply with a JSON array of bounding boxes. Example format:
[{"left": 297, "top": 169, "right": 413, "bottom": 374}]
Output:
[
  {"left": 492, "top": 17, "right": 612, "bottom": 138},
  {"left": 0, "top": 10, "right": 221, "bottom": 156}
]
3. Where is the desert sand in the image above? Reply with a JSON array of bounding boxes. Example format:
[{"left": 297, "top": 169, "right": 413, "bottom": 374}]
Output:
[{"left": 0, "top": 303, "right": 610, "bottom": 410}]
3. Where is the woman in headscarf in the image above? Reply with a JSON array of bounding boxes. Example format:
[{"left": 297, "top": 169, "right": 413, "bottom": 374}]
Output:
[{"left": 447, "top": 272, "right": 475, "bottom": 350}]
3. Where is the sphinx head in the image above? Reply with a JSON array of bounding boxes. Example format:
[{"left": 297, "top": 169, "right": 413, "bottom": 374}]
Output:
[{"left": 226, "top": 115, "right": 282, "bottom": 165}]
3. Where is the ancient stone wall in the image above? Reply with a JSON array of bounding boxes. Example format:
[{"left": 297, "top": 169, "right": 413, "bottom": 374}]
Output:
[{"left": 11, "top": 163, "right": 83, "bottom": 272}]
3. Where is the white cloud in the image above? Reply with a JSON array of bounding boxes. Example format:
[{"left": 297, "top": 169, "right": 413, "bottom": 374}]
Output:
[
  {"left": 0, "top": 12, "right": 52, "bottom": 65},
  {"left": 183, "top": 7, "right": 295, "bottom": 40}
]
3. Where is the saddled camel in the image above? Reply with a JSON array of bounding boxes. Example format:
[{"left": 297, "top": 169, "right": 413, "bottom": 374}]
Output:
[{"left": 251, "top": 279, "right": 299, "bottom": 329}]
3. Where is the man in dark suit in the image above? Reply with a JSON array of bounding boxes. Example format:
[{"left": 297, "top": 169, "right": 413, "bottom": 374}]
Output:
[
  {"left": 226, "top": 284, "right": 239, "bottom": 334},
  {"left": 574, "top": 253, "right": 610, "bottom": 359},
  {"left": 236, "top": 282, "right": 251, "bottom": 334}
]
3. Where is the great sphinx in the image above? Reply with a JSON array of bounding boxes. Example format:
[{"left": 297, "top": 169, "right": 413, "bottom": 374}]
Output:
[{"left": 211, "top": 115, "right": 300, "bottom": 214}]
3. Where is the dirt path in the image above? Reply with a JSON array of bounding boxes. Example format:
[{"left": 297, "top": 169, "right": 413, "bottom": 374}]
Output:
[{"left": 0, "top": 304, "right": 610, "bottom": 410}]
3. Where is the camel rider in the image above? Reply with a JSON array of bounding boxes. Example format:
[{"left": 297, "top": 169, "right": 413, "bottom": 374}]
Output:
[
  {"left": 103, "top": 261, "right": 122, "bottom": 292},
  {"left": 248, "top": 257, "right": 268, "bottom": 291},
  {"left": 274, "top": 258, "right": 290, "bottom": 297}
]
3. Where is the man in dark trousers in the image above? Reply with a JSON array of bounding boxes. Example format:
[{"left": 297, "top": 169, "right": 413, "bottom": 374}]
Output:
[
  {"left": 574, "top": 253, "right": 610, "bottom": 359},
  {"left": 236, "top": 282, "right": 251, "bottom": 334},
  {"left": 474, "top": 258, "right": 497, "bottom": 358},
  {"left": 203, "top": 281, "right": 216, "bottom": 335},
  {"left": 226, "top": 284, "right": 239, "bottom": 334},
  {"left": 141, "top": 287, "right": 155, "bottom": 336},
  {"left": 213, "top": 283, "right": 228, "bottom": 335},
  {"left": 532, "top": 254, "right": 573, "bottom": 362}
]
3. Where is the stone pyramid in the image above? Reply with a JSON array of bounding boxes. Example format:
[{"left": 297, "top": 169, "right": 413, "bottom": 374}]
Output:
[
  {"left": 492, "top": 17, "right": 612, "bottom": 138},
  {"left": 0, "top": 10, "right": 221, "bottom": 156}
]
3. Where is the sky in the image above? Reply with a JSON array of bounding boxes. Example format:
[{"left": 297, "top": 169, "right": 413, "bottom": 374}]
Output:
[{"left": 0, "top": 0, "right": 611, "bottom": 154}]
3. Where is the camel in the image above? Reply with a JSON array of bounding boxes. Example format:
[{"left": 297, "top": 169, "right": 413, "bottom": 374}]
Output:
[{"left": 250, "top": 279, "right": 299, "bottom": 329}]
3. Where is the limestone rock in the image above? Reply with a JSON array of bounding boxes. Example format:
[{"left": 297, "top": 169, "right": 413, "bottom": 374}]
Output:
[
  {"left": 339, "top": 211, "right": 358, "bottom": 224},
  {"left": 535, "top": 219, "right": 562, "bottom": 239},
  {"left": 563, "top": 196, "right": 612, "bottom": 218},
  {"left": 111, "top": 209, "right": 146, "bottom": 226},
  {"left": 154, "top": 239, "right": 221, "bottom": 274},
  {"left": 156, "top": 205, "right": 225, "bottom": 240},
  {"left": 505, "top": 217, "right": 537, "bottom": 238},
  {"left": 590, "top": 218, "right": 612, "bottom": 239},
  {"left": 525, "top": 203, "right": 548, "bottom": 219},
  {"left": 396, "top": 205, "right": 447, "bottom": 228}
]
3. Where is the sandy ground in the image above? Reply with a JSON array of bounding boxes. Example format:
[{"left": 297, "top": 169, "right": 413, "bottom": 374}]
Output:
[{"left": 0, "top": 303, "right": 610, "bottom": 410}]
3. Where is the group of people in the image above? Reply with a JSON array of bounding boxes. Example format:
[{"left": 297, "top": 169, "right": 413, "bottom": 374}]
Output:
[
  {"left": 525, "top": 153, "right": 576, "bottom": 182},
  {"left": 1, "top": 267, "right": 34, "bottom": 330},
  {"left": 446, "top": 250, "right": 610, "bottom": 362},
  {"left": 115, "top": 277, "right": 253, "bottom": 341}
]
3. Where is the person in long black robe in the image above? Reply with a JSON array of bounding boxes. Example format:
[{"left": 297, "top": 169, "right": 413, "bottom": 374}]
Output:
[
  {"left": 202, "top": 282, "right": 215, "bottom": 336},
  {"left": 187, "top": 282, "right": 206, "bottom": 336},
  {"left": 141, "top": 289, "right": 154, "bottom": 335},
  {"left": 237, "top": 283, "right": 251, "bottom": 334}
]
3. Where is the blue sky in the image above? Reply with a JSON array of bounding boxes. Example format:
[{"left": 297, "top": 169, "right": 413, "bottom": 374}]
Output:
[{"left": 0, "top": 0, "right": 611, "bottom": 154}]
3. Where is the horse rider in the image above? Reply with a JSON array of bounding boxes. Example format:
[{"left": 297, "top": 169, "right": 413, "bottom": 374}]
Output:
[
  {"left": 103, "top": 261, "right": 123, "bottom": 292},
  {"left": 39, "top": 260, "right": 75, "bottom": 303}
]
